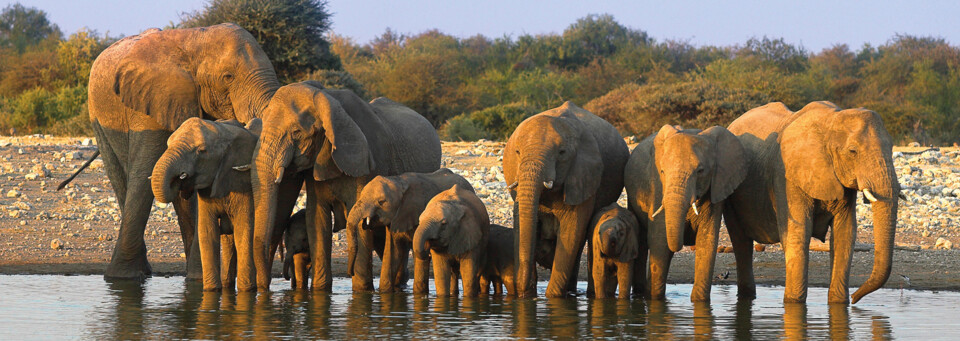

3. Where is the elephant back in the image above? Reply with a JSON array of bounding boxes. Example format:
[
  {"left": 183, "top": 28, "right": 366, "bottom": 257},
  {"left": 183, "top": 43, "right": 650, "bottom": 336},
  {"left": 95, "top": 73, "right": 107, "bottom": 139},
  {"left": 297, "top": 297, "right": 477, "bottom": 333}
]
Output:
[{"left": 369, "top": 97, "right": 442, "bottom": 175}]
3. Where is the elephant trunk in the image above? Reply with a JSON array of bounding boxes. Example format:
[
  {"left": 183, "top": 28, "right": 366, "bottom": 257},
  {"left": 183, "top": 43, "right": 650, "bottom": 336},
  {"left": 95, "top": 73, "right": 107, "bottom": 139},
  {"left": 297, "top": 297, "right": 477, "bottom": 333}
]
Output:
[
  {"left": 251, "top": 137, "right": 293, "bottom": 290},
  {"left": 852, "top": 164, "right": 900, "bottom": 303},
  {"left": 151, "top": 148, "right": 189, "bottom": 204},
  {"left": 599, "top": 227, "right": 618, "bottom": 257},
  {"left": 663, "top": 173, "right": 694, "bottom": 253},
  {"left": 345, "top": 204, "right": 375, "bottom": 276},
  {"left": 516, "top": 159, "right": 547, "bottom": 298},
  {"left": 413, "top": 222, "right": 439, "bottom": 260}
]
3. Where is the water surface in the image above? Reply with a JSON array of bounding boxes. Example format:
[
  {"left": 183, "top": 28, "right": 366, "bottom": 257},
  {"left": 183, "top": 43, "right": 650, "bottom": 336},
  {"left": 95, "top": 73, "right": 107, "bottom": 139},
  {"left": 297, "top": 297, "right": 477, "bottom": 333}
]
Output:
[{"left": 0, "top": 275, "right": 953, "bottom": 339}]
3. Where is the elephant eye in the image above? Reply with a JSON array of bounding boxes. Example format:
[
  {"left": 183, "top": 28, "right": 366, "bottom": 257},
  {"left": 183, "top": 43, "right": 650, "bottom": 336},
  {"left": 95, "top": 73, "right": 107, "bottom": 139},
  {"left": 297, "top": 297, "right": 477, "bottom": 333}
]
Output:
[
  {"left": 223, "top": 73, "right": 234, "bottom": 81},
  {"left": 558, "top": 149, "right": 566, "bottom": 155},
  {"left": 848, "top": 148, "right": 858, "bottom": 155},
  {"left": 378, "top": 199, "right": 387, "bottom": 205}
]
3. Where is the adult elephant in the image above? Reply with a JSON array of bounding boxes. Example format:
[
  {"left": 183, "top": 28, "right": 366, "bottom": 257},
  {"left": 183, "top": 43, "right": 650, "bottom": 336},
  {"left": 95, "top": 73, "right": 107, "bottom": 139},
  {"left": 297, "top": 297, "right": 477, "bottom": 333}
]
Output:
[
  {"left": 503, "top": 102, "right": 629, "bottom": 298},
  {"left": 88, "top": 23, "right": 280, "bottom": 280},
  {"left": 625, "top": 125, "right": 747, "bottom": 301},
  {"left": 724, "top": 101, "right": 900, "bottom": 304},
  {"left": 251, "top": 81, "right": 441, "bottom": 291}
]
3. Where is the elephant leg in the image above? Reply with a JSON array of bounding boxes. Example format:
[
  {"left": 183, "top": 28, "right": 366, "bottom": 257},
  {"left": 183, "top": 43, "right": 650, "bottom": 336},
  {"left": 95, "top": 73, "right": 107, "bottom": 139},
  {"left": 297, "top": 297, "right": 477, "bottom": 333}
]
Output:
[
  {"left": 782, "top": 187, "right": 813, "bottom": 303},
  {"left": 197, "top": 207, "right": 221, "bottom": 292},
  {"left": 396, "top": 242, "right": 411, "bottom": 289},
  {"left": 230, "top": 198, "right": 256, "bottom": 292},
  {"left": 691, "top": 210, "right": 720, "bottom": 302},
  {"left": 306, "top": 186, "right": 334, "bottom": 292},
  {"left": 591, "top": 251, "right": 610, "bottom": 299},
  {"left": 724, "top": 207, "right": 756, "bottom": 299},
  {"left": 379, "top": 231, "right": 398, "bottom": 293},
  {"left": 633, "top": 240, "right": 649, "bottom": 298},
  {"left": 460, "top": 257, "right": 480, "bottom": 297},
  {"left": 479, "top": 276, "right": 490, "bottom": 296},
  {"left": 649, "top": 242, "right": 673, "bottom": 300},
  {"left": 173, "top": 193, "right": 202, "bottom": 281},
  {"left": 220, "top": 233, "right": 237, "bottom": 291},
  {"left": 617, "top": 261, "right": 633, "bottom": 300},
  {"left": 351, "top": 226, "right": 376, "bottom": 292},
  {"left": 105, "top": 129, "right": 169, "bottom": 280},
  {"left": 413, "top": 253, "right": 430, "bottom": 295},
  {"left": 450, "top": 270, "right": 460, "bottom": 297},
  {"left": 546, "top": 205, "right": 593, "bottom": 298},
  {"left": 828, "top": 195, "right": 857, "bottom": 304},
  {"left": 432, "top": 253, "right": 451, "bottom": 296},
  {"left": 293, "top": 253, "right": 310, "bottom": 289},
  {"left": 585, "top": 236, "right": 594, "bottom": 297}
]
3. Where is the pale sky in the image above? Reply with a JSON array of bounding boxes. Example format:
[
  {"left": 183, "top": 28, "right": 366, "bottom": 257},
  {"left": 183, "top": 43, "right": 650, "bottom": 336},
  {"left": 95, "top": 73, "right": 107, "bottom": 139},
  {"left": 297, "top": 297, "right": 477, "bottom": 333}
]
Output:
[{"left": 12, "top": 0, "right": 960, "bottom": 52}]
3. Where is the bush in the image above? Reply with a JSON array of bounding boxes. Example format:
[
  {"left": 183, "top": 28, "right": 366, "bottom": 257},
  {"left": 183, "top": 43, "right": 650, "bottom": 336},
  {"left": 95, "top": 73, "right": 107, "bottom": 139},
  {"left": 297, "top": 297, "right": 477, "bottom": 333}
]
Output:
[
  {"left": 302, "top": 69, "right": 367, "bottom": 99},
  {"left": 438, "top": 115, "right": 490, "bottom": 141},
  {"left": 466, "top": 102, "right": 539, "bottom": 140}
]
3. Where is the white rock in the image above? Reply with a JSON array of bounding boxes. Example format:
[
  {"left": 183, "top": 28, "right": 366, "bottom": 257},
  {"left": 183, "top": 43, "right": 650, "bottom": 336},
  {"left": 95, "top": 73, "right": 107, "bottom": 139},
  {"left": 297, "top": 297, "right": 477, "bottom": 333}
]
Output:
[
  {"left": 935, "top": 237, "right": 953, "bottom": 250},
  {"left": 5, "top": 189, "right": 20, "bottom": 198},
  {"left": 50, "top": 239, "right": 64, "bottom": 250},
  {"left": 81, "top": 138, "right": 93, "bottom": 146}
]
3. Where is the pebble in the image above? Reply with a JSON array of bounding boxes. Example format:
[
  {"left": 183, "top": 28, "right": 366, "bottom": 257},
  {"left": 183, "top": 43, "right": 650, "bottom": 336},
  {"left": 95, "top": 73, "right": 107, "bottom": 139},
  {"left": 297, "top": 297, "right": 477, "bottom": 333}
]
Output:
[
  {"left": 935, "top": 237, "right": 953, "bottom": 250},
  {"left": 6, "top": 189, "right": 20, "bottom": 198},
  {"left": 50, "top": 239, "right": 64, "bottom": 250}
]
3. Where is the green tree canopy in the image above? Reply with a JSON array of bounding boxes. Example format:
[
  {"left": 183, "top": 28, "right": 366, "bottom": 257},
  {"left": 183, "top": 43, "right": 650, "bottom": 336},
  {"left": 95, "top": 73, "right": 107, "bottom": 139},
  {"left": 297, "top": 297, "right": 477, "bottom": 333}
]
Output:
[
  {"left": 180, "top": 0, "right": 341, "bottom": 82},
  {"left": 0, "top": 3, "right": 61, "bottom": 53}
]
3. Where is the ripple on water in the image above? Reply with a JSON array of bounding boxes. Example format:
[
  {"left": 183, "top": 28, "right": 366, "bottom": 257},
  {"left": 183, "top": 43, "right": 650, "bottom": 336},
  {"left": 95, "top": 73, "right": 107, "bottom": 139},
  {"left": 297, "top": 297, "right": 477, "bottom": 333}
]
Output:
[{"left": 0, "top": 275, "right": 954, "bottom": 340}]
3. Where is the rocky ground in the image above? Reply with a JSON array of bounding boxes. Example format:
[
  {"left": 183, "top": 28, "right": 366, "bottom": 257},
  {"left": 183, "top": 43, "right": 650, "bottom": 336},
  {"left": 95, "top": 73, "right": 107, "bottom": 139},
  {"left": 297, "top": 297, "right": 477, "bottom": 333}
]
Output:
[{"left": 0, "top": 136, "right": 958, "bottom": 293}]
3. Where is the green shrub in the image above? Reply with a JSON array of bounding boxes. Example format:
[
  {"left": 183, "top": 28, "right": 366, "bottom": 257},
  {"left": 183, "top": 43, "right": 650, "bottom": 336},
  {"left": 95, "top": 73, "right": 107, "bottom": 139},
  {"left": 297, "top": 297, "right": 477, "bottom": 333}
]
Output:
[
  {"left": 302, "top": 69, "right": 367, "bottom": 99},
  {"left": 438, "top": 115, "right": 490, "bottom": 141},
  {"left": 466, "top": 102, "right": 539, "bottom": 140}
]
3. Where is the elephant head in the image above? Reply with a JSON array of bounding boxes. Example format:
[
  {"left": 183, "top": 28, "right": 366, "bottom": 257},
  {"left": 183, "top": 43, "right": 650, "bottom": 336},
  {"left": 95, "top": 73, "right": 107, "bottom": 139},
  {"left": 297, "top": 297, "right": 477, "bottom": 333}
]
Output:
[
  {"left": 112, "top": 23, "right": 280, "bottom": 129},
  {"left": 344, "top": 175, "right": 410, "bottom": 274},
  {"left": 593, "top": 205, "right": 640, "bottom": 263},
  {"left": 652, "top": 125, "right": 747, "bottom": 253},
  {"left": 413, "top": 185, "right": 486, "bottom": 260},
  {"left": 502, "top": 102, "right": 604, "bottom": 294},
  {"left": 779, "top": 102, "right": 900, "bottom": 303},
  {"left": 151, "top": 117, "right": 259, "bottom": 203},
  {"left": 251, "top": 82, "right": 375, "bottom": 284}
]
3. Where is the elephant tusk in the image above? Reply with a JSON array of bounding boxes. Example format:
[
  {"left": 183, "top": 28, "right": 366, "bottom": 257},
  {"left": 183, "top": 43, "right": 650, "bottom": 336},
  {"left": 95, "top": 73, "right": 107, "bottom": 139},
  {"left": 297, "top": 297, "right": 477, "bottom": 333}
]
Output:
[
  {"left": 543, "top": 180, "right": 554, "bottom": 189},
  {"left": 651, "top": 205, "right": 664, "bottom": 218},
  {"left": 179, "top": 172, "right": 188, "bottom": 180},
  {"left": 691, "top": 202, "right": 699, "bottom": 216},
  {"left": 863, "top": 188, "right": 878, "bottom": 202},
  {"left": 365, "top": 217, "right": 371, "bottom": 227},
  {"left": 507, "top": 181, "right": 518, "bottom": 189},
  {"left": 232, "top": 164, "right": 251, "bottom": 171},
  {"left": 275, "top": 167, "right": 284, "bottom": 184}
]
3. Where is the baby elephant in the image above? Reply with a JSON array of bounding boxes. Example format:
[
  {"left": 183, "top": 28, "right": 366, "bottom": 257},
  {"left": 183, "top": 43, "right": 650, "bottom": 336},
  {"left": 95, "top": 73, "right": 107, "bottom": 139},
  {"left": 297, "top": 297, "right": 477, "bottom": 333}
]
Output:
[
  {"left": 282, "top": 210, "right": 309, "bottom": 289},
  {"left": 152, "top": 117, "right": 261, "bottom": 292},
  {"left": 414, "top": 184, "right": 489, "bottom": 297},
  {"left": 591, "top": 204, "right": 642, "bottom": 299},
  {"left": 480, "top": 224, "right": 554, "bottom": 296}
]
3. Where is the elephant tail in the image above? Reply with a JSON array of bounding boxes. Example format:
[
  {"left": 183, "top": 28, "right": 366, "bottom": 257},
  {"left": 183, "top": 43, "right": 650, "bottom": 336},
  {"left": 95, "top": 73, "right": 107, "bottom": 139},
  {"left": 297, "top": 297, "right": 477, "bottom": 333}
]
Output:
[{"left": 57, "top": 150, "right": 100, "bottom": 191}]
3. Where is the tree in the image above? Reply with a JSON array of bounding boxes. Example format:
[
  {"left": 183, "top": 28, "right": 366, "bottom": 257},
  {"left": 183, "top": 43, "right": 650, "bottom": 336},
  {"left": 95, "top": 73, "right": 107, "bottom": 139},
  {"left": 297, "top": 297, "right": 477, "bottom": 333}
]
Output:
[
  {"left": 0, "top": 3, "right": 61, "bottom": 53},
  {"left": 56, "top": 28, "right": 111, "bottom": 87},
  {"left": 181, "top": 0, "right": 341, "bottom": 82}
]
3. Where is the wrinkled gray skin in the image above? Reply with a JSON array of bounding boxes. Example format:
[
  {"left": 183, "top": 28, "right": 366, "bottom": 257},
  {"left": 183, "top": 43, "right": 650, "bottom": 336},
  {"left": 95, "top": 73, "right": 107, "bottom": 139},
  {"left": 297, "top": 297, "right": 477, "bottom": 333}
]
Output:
[
  {"left": 503, "top": 102, "right": 629, "bottom": 298},
  {"left": 282, "top": 210, "right": 309, "bottom": 289},
  {"left": 152, "top": 118, "right": 263, "bottom": 291},
  {"left": 625, "top": 125, "right": 747, "bottom": 302},
  {"left": 88, "top": 23, "right": 280, "bottom": 280},
  {"left": 251, "top": 81, "right": 441, "bottom": 291},
  {"left": 347, "top": 168, "right": 473, "bottom": 294},
  {"left": 480, "top": 224, "right": 554, "bottom": 297},
  {"left": 590, "top": 204, "right": 641, "bottom": 299},
  {"left": 413, "top": 185, "right": 489, "bottom": 297},
  {"left": 724, "top": 102, "right": 900, "bottom": 304}
]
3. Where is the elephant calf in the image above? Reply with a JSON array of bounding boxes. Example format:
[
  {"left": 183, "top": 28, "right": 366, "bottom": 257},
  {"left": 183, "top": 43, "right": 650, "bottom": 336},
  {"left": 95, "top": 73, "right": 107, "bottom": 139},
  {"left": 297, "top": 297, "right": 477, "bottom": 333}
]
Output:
[
  {"left": 282, "top": 210, "right": 309, "bottom": 289},
  {"left": 152, "top": 118, "right": 262, "bottom": 292},
  {"left": 347, "top": 168, "right": 473, "bottom": 294},
  {"left": 480, "top": 224, "right": 553, "bottom": 296},
  {"left": 414, "top": 185, "right": 489, "bottom": 297},
  {"left": 590, "top": 204, "right": 641, "bottom": 299}
]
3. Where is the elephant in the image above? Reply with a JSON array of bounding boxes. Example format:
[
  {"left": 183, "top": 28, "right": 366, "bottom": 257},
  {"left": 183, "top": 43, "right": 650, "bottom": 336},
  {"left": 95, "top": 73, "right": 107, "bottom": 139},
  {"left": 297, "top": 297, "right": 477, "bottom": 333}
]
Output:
[
  {"left": 503, "top": 101, "right": 629, "bottom": 298},
  {"left": 282, "top": 210, "right": 310, "bottom": 289},
  {"left": 723, "top": 101, "right": 900, "bottom": 303},
  {"left": 479, "top": 224, "right": 554, "bottom": 297},
  {"left": 251, "top": 81, "right": 442, "bottom": 291},
  {"left": 346, "top": 168, "right": 474, "bottom": 294},
  {"left": 590, "top": 204, "right": 641, "bottom": 299},
  {"left": 625, "top": 125, "right": 747, "bottom": 302},
  {"left": 413, "top": 185, "right": 489, "bottom": 297},
  {"left": 87, "top": 23, "right": 280, "bottom": 280},
  {"left": 151, "top": 117, "right": 263, "bottom": 291}
]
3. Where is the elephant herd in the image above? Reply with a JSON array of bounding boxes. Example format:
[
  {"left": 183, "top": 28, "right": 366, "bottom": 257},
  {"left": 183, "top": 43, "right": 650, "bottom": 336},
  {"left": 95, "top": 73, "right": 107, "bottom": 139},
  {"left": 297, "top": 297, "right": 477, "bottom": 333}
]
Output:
[{"left": 76, "top": 24, "right": 900, "bottom": 305}]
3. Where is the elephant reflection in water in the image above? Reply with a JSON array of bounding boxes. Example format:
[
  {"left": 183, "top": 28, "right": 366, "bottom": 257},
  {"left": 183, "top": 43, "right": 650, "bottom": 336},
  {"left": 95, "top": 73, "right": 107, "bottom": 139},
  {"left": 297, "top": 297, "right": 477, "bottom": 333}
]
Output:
[
  {"left": 305, "top": 293, "right": 333, "bottom": 339},
  {"left": 512, "top": 298, "right": 538, "bottom": 339},
  {"left": 102, "top": 280, "right": 146, "bottom": 340},
  {"left": 588, "top": 298, "right": 647, "bottom": 339}
]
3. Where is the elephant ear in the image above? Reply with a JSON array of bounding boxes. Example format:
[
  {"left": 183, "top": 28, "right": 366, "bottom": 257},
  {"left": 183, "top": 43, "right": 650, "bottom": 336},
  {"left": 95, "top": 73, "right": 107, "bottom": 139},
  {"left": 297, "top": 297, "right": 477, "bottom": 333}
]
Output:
[
  {"left": 619, "top": 221, "right": 640, "bottom": 263},
  {"left": 440, "top": 200, "right": 482, "bottom": 256},
  {"left": 701, "top": 126, "right": 748, "bottom": 203},
  {"left": 312, "top": 89, "right": 374, "bottom": 181},
  {"left": 208, "top": 122, "right": 256, "bottom": 198},
  {"left": 780, "top": 109, "right": 844, "bottom": 201},
  {"left": 631, "top": 135, "right": 662, "bottom": 221},
  {"left": 563, "top": 115, "right": 604, "bottom": 206},
  {"left": 113, "top": 30, "right": 200, "bottom": 131}
]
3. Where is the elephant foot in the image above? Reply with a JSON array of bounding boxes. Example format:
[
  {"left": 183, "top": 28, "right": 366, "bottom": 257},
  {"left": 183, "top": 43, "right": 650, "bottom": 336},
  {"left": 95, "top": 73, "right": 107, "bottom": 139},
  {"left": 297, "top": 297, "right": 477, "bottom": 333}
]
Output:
[
  {"left": 104, "top": 256, "right": 152, "bottom": 281},
  {"left": 782, "top": 296, "right": 807, "bottom": 304},
  {"left": 690, "top": 294, "right": 711, "bottom": 303},
  {"left": 828, "top": 296, "right": 850, "bottom": 304},
  {"left": 352, "top": 277, "right": 375, "bottom": 292},
  {"left": 737, "top": 289, "right": 757, "bottom": 300}
]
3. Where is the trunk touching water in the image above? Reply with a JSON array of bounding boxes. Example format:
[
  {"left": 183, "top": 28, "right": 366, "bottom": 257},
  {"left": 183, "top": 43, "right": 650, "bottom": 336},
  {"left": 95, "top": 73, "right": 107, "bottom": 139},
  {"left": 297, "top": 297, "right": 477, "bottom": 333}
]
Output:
[
  {"left": 251, "top": 136, "right": 292, "bottom": 290},
  {"left": 516, "top": 160, "right": 546, "bottom": 298},
  {"left": 852, "top": 163, "right": 899, "bottom": 304},
  {"left": 151, "top": 149, "right": 188, "bottom": 204},
  {"left": 663, "top": 174, "right": 694, "bottom": 253}
]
